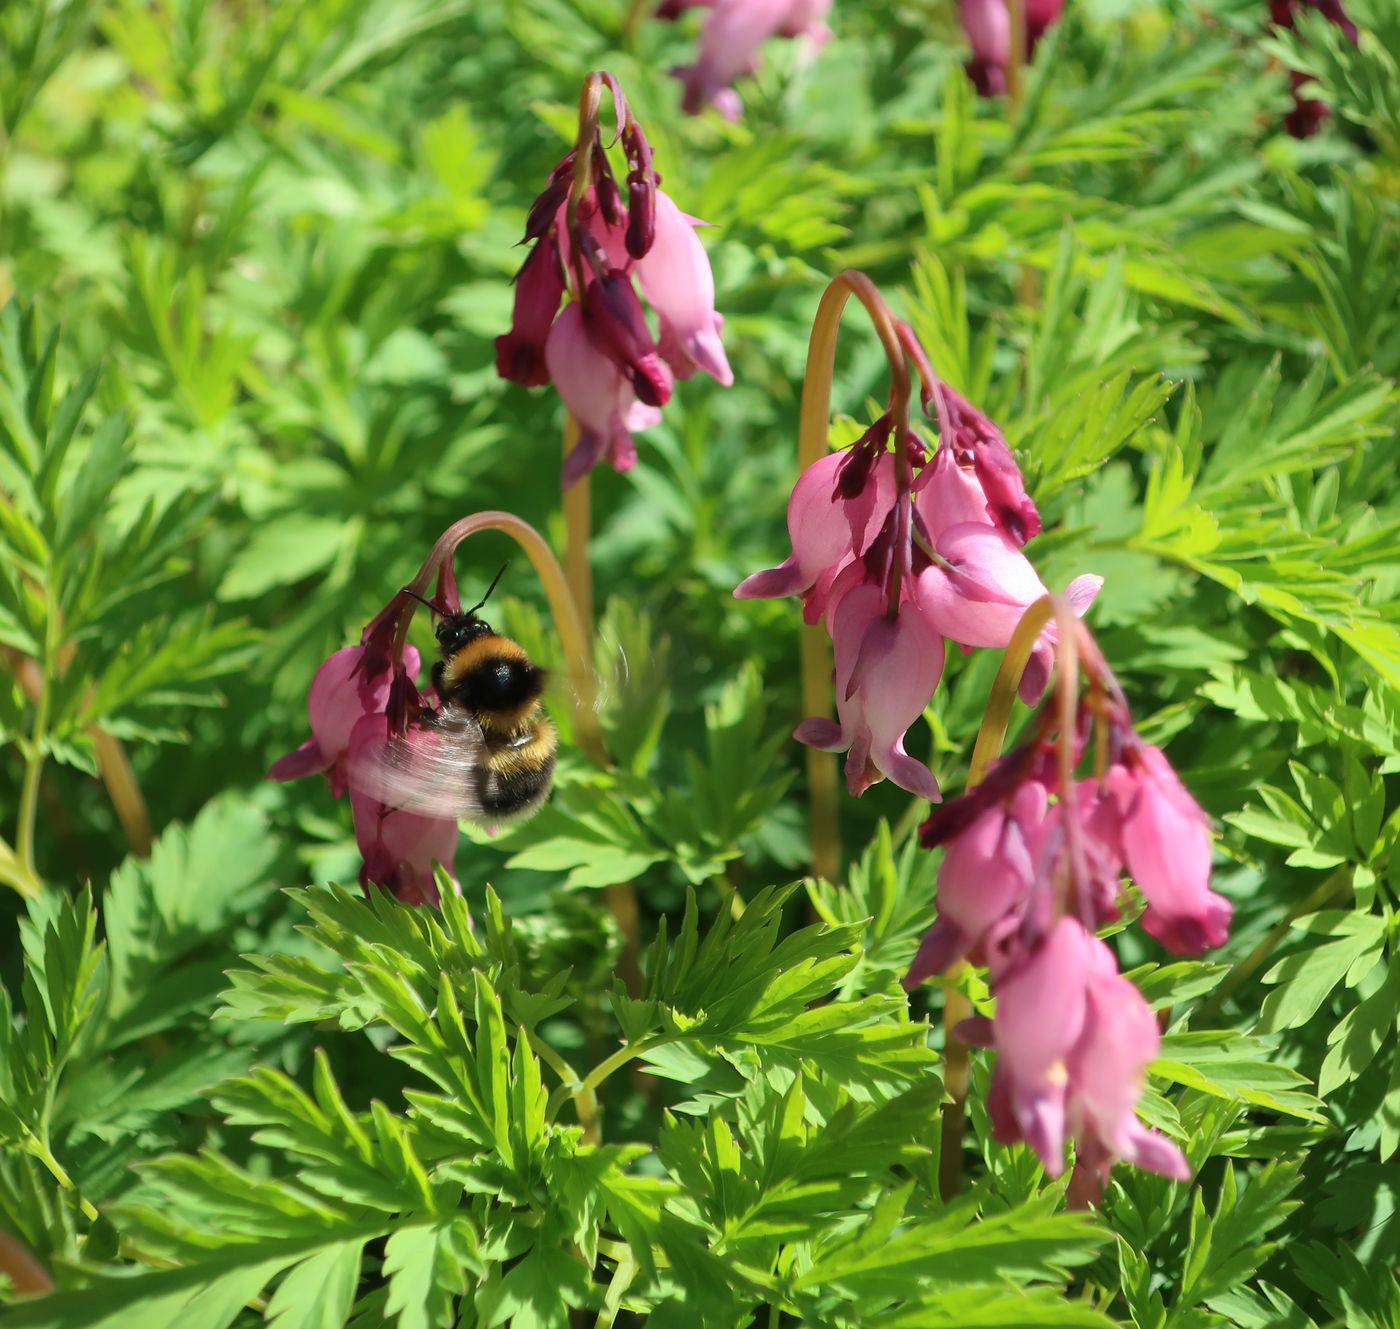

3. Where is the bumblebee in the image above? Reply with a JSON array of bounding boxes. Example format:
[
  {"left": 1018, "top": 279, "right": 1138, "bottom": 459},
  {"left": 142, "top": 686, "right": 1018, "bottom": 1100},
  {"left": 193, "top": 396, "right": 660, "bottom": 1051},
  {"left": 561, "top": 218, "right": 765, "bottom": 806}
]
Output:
[{"left": 356, "top": 565, "right": 557, "bottom": 825}]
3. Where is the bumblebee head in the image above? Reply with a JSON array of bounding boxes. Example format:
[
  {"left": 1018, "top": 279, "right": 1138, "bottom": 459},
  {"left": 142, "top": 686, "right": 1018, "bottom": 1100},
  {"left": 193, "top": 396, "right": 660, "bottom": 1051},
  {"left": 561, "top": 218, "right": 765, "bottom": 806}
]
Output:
[
  {"left": 404, "top": 561, "right": 511, "bottom": 659},
  {"left": 435, "top": 613, "right": 494, "bottom": 656}
]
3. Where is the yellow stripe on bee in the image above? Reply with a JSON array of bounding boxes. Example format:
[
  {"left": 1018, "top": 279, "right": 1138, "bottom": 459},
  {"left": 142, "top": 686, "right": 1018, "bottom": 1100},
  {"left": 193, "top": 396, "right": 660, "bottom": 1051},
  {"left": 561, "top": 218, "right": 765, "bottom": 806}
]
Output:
[
  {"left": 486, "top": 722, "right": 558, "bottom": 778},
  {"left": 438, "top": 635, "right": 531, "bottom": 692}
]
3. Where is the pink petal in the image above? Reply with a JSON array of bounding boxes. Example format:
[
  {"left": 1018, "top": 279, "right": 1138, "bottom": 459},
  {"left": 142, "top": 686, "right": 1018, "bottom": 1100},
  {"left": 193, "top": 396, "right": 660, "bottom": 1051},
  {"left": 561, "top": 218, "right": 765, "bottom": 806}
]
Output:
[
  {"left": 268, "top": 737, "right": 329, "bottom": 783},
  {"left": 1106, "top": 745, "right": 1229, "bottom": 954},
  {"left": 915, "top": 446, "right": 992, "bottom": 541},
  {"left": 734, "top": 452, "right": 853, "bottom": 601},
  {"left": 960, "top": 0, "right": 1010, "bottom": 69},
  {"left": 994, "top": 918, "right": 1091, "bottom": 1082},
  {"left": 547, "top": 303, "right": 657, "bottom": 487},
  {"left": 675, "top": 0, "right": 793, "bottom": 114},
  {"left": 638, "top": 191, "right": 733, "bottom": 386}
]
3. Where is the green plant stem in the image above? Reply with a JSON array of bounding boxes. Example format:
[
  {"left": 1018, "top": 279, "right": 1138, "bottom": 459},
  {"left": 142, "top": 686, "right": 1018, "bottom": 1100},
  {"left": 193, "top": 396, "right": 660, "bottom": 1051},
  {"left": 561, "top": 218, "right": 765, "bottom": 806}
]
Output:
[
  {"left": 0, "top": 834, "right": 42, "bottom": 899},
  {"left": 91, "top": 727, "right": 153, "bottom": 858},
  {"left": 1007, "top": 0, "right": 1026, "bottom": 111},
  {"left": 1197, "top": 867, "right": 1353, "bottom": 1024},
  {"left": 28, "top": 1129, "right": 99, "bottom": 1223},
  {"left": 620, "top": 0, "right": 651, "bottom": 46},
  {"left": 526, "top": 1028, "right": 599, "bottom": 1144},
  {"left": 562, "top": 412, "right": 642, "bottom": 1000},
  {"left": 562, "top": 414, "right": 594, "bottom": 632},
  {"left": 546, "top": 1037, "right": 659, "bottom": 1122}
]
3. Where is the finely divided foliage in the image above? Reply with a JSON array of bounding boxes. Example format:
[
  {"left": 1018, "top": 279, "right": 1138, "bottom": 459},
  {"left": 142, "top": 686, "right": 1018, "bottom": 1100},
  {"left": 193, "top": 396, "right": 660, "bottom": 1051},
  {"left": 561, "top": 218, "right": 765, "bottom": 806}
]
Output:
[{"left": 0, "top": 0, "right": 1398, "bottom": 1327}]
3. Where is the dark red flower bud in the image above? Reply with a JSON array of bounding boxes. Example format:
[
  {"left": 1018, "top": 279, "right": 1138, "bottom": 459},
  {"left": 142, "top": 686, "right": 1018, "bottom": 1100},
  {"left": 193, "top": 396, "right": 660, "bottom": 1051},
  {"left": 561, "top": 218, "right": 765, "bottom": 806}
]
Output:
[
  {"left": 596, "top": 172, "right": 624, "bottom": 228},
  {"left": 835, "top": 416, "right": 893, "bottom": 499},
  {"left": 941, "top": 386, "right": 1042, "bottom": 545},
  {"left": 626, "top": 175, "right": 656, "bottom": 259},
  {"left": 495, "top": 238, "right": 566, "bottom": 388},
  {"left": 583, "top": 271, "right": 674, "bottom": 407},
  {"left": 524, "top": 155, "right": 575, "bottom": 244}
]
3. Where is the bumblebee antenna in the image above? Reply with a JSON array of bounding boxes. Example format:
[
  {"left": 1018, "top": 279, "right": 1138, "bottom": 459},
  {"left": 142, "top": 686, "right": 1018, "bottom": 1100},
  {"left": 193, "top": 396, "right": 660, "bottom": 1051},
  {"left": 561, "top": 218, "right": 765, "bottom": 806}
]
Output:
[
  {"left": 401, "top": 588, "right": 443, "bottom": 615},
  {"left": 467, "top": 561, "right": 510, "bottom": 616}
]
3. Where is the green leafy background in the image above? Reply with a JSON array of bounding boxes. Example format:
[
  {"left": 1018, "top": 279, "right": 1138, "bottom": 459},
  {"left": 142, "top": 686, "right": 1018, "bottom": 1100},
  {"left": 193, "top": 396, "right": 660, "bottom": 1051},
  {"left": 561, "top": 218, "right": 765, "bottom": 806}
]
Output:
[{"left": 1, "top": 0, "right": 1398, "bottom": 1323}]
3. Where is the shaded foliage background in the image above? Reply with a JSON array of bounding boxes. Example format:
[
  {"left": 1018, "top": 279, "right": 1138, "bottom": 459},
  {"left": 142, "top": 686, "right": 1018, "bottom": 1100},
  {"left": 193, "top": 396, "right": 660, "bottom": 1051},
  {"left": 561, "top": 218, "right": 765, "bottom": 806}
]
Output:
[{"left": 0, "top": 0, "right": 1398, "bottom": 1323}]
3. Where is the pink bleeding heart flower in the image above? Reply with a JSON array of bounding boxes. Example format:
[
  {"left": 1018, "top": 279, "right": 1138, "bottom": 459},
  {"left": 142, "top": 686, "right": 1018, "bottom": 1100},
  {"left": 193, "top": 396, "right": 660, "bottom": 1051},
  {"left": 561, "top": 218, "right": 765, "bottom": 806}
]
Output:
[
  {"left": 989, "top": 918, "right": 1189, "bottom": 1186},
  {"left": 347, "top": 713, "right": 459, "bottom": 907},
  {"left": 1269, "top": 0, "right": 1359, "bottom": 136},
  {"left": 915, "top": 522, "right": 1101, "bottom": 702},
  {"left": 932, "top": 386, "right": 1040, "bottom": 544},
  {"left": 1105, "top": 742, "right": 1231, "bottom": 954},
  {"left": 555, "top": 192, "right": 633, "bottom": 276},
  {"left": 636, "top": 191, "right": 733, "bottom": 387},
  {"left": 583, "top": 271, "right": 674, "bottom": 409},
  {"left": 794, "top": 576, "right": 944, "bottom": 800},
  {"left": 988, "top": 916, "right": 1091, "bottom": 1167},
  {"left": 675, "top": 0, "right": 832, "bottom": 120},
  {"left": 547, "top": 302, "right": 661, "bottom": 488},
  {"left": 1063, "top": 936, "right": 1192, "bottom": 1192},
  {"left": 269, "top": 643, "right": 422, "bottom": 796},
  {"left": 959, "top": 0, "right": 1065, "bottom": 96},
  {"left": 495, "top": 237, "right": 565, "bottom": 388},
  {"left": 1038, "top": 777, "right": 1129, "bottom": 929},
  {"left": 906, "top": 780, "right": 1048, "bottom": 985},
  {"left": 914, "top": 443, "right": 993, "bottom": 540},
  {"left": 961, "top": 0, "right": 1013, "bottom": 93},
  {"left": 735, "top": 449, "right": 894, "bottom": 607}
]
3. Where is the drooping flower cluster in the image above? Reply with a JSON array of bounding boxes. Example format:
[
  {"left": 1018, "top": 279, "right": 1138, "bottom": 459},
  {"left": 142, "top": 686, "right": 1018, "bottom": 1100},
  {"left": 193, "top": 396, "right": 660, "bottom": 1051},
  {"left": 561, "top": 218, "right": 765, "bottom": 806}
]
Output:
[
  {"left": 1268, "top": 0, "right": 1358, "bottom": 136},
  {"left": 496, "top": 72, "right": 731, "bottom": 487},
  {"left": 661, "top": 0, "right": 834, "bottom": 120},
  {"left": 736, "top": 323, "right": 1100, "bottom": 803},
  {"left": 958, "top": 0, "right": 1065, "bottom": 96},
  {"left": 270, "top": 567, "right": 462, "bottom": 906},
  {"left": 907, "top": 627, "right": 1232, "bottom": 1195}
]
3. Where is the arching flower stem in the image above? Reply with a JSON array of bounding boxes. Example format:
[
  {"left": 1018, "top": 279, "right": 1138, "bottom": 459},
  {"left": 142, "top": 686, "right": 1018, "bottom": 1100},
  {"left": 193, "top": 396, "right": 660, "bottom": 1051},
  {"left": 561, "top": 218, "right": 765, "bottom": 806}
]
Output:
[
  {"left": 400, "top": 512, "right": 600, "bottom": 755},
  {"left": 398, "top": 512, "right": 642, "bottom": 996},
  {"left": 1006, "top": 0, "right": 1027, "bottom": 109},
  {"left": 796, "top": 270, "right": 915, "bottom": 885}
]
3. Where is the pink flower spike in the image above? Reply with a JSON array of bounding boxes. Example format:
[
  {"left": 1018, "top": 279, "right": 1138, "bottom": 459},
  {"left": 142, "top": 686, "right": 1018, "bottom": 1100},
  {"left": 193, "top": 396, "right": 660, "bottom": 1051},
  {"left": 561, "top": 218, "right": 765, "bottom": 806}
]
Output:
[
  {"left": 546, "top": 302, "right": 661, "bottom": 488},
  {"left": 1105, "top": 744, "right": 1231, "bottom": 955},
  {"left": 637, "top": 191, "right": 733, "bottom": 387},
  {"left": 794, "top": 581, "right": 944, "bottom": 800}
]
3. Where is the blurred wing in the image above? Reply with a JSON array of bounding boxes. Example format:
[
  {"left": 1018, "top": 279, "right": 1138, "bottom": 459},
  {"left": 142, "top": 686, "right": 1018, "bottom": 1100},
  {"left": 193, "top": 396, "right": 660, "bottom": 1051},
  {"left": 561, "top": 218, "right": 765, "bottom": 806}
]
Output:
[{"left": 349, "top": 707, "right": 488, "bottom": 819}]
